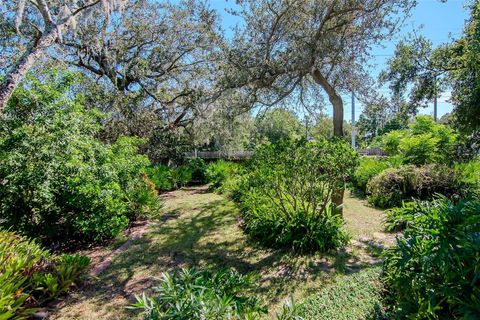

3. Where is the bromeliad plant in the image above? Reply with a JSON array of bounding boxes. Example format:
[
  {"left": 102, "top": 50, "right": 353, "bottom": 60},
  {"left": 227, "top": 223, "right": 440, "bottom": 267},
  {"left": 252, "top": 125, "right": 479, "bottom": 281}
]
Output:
[
  {"left": 240, "top": 138, "right": 358, "bottom": 252},
  {"left": 129, "top": 267, "right": 266, "bottom": 320},
  {"left": 0, "top": 229, "right": 90, "bottom": 319}
]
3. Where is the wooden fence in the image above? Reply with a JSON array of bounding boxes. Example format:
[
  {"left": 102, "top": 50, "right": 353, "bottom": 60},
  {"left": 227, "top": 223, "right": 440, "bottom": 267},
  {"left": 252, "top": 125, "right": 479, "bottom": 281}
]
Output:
[
  {"left": 185, "top": 150, "right": 254, "bottom": 160},
  {"left": 185, "top": 148, "right": 386, "bottom": 160},
  {"left": 357, "top": 148, "right": 387, "bottom": 156}
]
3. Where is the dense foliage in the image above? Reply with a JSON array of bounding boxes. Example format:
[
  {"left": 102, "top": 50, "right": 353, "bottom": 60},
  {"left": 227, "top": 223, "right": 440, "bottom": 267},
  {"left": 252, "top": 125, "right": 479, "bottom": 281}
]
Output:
[
  {"left": 251, "top": 109, "right": 303, "bottom": 145},
  {"left": 375, "top": 116, "right": 458, "bottom": 165},
  {"left": 455, "top": 159, "right": 480, "bottom": 196},
  {"left": 146, "top": 159, "right": 208, "bottom": 192},
  {"left": 383, "top": 197, "right": 480, "bottom": 319},
  {"left": 0, "top": 71, "right": 161, "bottom": 243},
  {"left": 352, "top": 157, "right": 398, "bottom": 193},
  {"left": 0, "top": 229, "right": 90, "bottom": 319},
  {"left": 129, "top": 268, "right": 265, "bottom": 319},
  {"left": 384, "top": 200, "right": 426, "bottom": 232},
  {"left": 239, "top": 139, "right": 357, "bottom": 252},
  {"left": 366, "top": 164, "right": 458, "bottom": 208},
  {"left": 205, "top": 160, "right": 246, "bottom": 199}
]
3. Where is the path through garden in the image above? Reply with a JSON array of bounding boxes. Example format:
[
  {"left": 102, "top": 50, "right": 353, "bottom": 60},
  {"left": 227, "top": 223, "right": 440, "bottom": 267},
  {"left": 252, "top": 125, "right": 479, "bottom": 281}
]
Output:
[{"left": 50, "top": 186, "right": 397, "bottom": 320}]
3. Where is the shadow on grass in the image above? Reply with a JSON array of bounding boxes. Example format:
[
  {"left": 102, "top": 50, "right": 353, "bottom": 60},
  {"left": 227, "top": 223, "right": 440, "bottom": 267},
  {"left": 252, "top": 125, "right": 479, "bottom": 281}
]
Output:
[{"left": 53, "top": 188, "right": 385, "bottom": 318}]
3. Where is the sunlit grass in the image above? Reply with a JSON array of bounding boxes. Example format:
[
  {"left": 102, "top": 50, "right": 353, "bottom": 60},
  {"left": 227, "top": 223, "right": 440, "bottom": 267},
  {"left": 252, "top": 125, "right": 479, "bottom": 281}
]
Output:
[{"left": 51, "top": 186, "right": 392, "bottom": 319}]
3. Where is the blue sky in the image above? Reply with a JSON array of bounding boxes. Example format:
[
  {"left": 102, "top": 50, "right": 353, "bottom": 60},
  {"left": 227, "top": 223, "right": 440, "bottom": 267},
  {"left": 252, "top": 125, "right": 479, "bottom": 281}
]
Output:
[{"left": 207, "top": 0, "right": 470, "bottom": 120}]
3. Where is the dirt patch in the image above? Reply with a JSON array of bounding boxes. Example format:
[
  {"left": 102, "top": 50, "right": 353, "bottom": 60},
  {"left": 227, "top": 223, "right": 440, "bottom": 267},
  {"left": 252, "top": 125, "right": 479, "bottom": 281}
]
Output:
[{"left": 90, "top": 220, "right": 152, "bottom": 276}]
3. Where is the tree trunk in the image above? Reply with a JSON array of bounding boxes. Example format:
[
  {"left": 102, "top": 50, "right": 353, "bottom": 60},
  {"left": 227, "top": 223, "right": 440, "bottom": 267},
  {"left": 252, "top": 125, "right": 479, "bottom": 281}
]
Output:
[
  {"left": 312, "top": 68, "right": 345, "bottom": 217},
  {"left": 0, "top": 27, "right": 58, "bottom": 111}
]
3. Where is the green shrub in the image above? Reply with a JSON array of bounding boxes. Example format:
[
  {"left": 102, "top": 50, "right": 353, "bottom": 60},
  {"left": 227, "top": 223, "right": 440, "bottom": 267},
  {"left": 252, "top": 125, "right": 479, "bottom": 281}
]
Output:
[
  {"left": 0, "top": 70, "right": 160, "bottom": 243},
  {"left": 352, "top": 157, "right": 392, "bottom": 193},
  {"left": 240, "top": 139, "right": 356, "bottom": 252},
  {"left": 384, "top": 200, "right": 423, "bottom": 232},
  {"left": 455, "top": 159, "right": 480, "bottom": 195},
  {"left": 146, "top": 159, "right": 206, "bottom": 192},
  {"left": 186, "top": 158, "right": 207, "bottom": 183},
  {"left": 129, "top": 268, "right": 266, "bottom": 319},
  {"left": 366, "top": 164, "right": 458, "bottom": 208},
  {"left": 297, "top": 268, "right": 386, "bottom": 320},
  {"left": 399, "top": 133, "right": 440, "bottom": 165},
  {"left": 206, "top": 160, "right": 242, "bottom": 191},
  {"left": 0, "top": 229, "right": 90, "bottom": 319},
  {"left": 383, "top": 197, "right": 480, "bottom": 319},
  {"left": 146, "top": 164, "right": 174, "bottom": 191},
  {"left": 378, "top": 116, "right": 458, "bottom": 165},
  {"left": 170, "top": 166, "right": 194, "bottom": 189}
]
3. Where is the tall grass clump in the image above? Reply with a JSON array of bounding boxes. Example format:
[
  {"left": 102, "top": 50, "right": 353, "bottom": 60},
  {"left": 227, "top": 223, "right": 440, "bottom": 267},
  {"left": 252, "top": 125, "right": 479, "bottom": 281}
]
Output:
[{"left": 239, "top": 139, "right": 358, "bottom": 252}]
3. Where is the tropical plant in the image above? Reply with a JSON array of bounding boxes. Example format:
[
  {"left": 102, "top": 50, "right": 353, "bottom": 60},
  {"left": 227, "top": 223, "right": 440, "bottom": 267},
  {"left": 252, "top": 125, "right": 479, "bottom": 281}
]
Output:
[
  {"left": 129, "top": 268, "right": 266, "bottom": 319},
  {"left": 206, "top": 160, "right": 242, "bottom": 191},
  {"left": 146, "top": 164, "right": 174, "bottom": 192},
  {"left": 186, "top": 158, "right": 207, "bottom": 184},
  {"left": 383, "top": 197, "right": 480, "bottom": 319},
  {"left": 0, "top": 229, "right": 90, "bottom": 319},
  {"left": 384, "top": 200, "right": 423, "bottom": 232}
]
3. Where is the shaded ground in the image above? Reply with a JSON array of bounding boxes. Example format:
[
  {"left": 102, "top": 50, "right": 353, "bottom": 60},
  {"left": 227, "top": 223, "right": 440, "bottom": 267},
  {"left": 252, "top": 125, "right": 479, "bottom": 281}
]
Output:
[{"left": 50, "top": 187, "right": 396, "bottom": 320}]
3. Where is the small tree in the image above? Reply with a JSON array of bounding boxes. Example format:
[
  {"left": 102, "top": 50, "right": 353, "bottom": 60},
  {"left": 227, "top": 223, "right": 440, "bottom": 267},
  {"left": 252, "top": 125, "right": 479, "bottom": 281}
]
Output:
[
  {"left": 380, "top": 1, "right": 480, "bottom": 142},
  {"left": 223, "top": 0, "right": 415, "bottom": 212}
]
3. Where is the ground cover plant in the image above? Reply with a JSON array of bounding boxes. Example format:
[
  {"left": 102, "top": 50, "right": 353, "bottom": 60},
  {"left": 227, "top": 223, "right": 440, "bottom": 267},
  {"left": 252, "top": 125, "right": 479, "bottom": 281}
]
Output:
[
  {"left": 0, "top": 229, "right": 90, "bottom": 319},
  {"left": 129, "top": 267, "right": 266, "bottom": 319},
  {"left": 0, "top": 70, "right": 161, "bottom": 243},
  {"left": 383, "top": 197, "right": 480, "bottom": 319},
  {"left": 297, "top": 268, "right": 386, "bottom": 320},
  {"left": 238, "top": 138, "right": 358, "bottom": 252}
]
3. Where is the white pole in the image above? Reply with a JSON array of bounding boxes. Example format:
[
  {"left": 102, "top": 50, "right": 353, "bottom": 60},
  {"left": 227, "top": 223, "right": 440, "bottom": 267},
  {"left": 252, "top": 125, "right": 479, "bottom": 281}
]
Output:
[
  {"left": 434, "top": 74, "right": 438, "bottom": 122},
  {"left": 351, "top": 92, "right": 356, "bottom": 149}
]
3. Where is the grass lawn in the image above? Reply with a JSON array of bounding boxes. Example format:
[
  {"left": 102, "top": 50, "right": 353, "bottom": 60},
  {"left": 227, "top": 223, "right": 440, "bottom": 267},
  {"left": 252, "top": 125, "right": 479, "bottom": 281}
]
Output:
[{"left": 51, "top": 186, "right": 395, "bottom": 320}]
